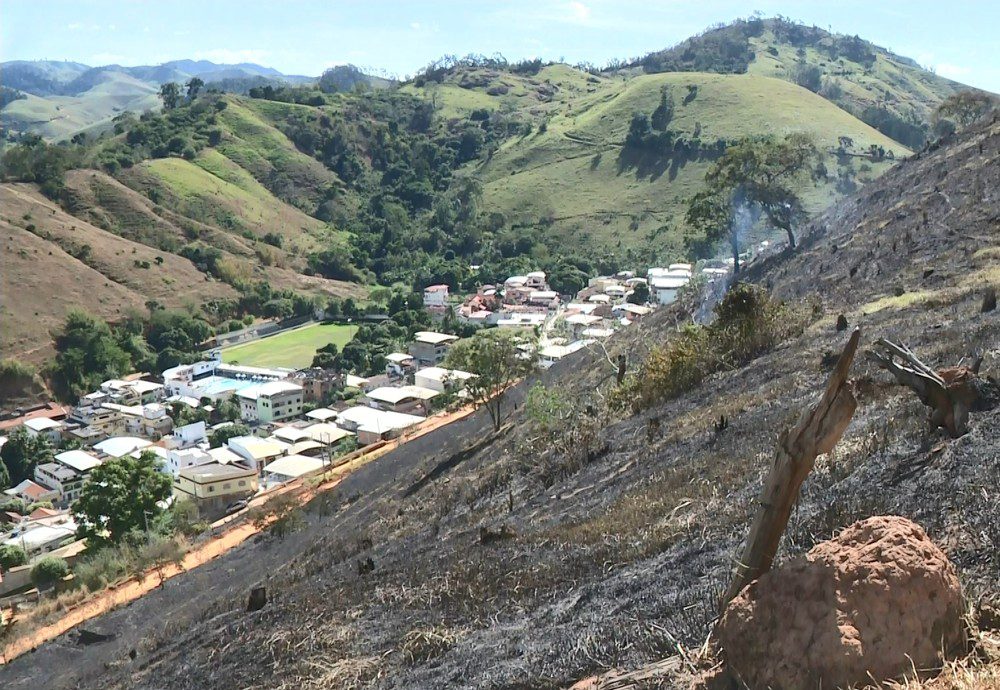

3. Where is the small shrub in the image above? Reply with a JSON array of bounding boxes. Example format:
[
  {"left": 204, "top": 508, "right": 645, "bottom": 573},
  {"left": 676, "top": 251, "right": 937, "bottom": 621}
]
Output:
[
  {"left": 31, "top": 556, "right": 69, "bottom": 588},
  {"left": 615, "top": 284, "right": 813, "bottom": 412},
  {"left": 0, "top": 544, "right": 28, "bottom": 570}
]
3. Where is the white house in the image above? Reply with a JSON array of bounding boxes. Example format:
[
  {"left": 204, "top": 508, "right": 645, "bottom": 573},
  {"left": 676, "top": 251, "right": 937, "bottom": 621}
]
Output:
[
  {"left": 525, "top": 271, "right": 547, "bottom": 289},
  {"left": 236, "top": 381, "right": 304, "bottom": 424},
  {"left": 262, "top": 454, "right": 326, "bottom": 488},
  {"left": 94, "top": 436, "right": 153, "bottom": 458},
  {"left": 33, "top": 463, "right": 84, "bottom": 506},
  {"left": 165, "top": 421, "right": 208, "bottom": 450},
  {"left": 422, "top": 284, "right": 449, "bottom": 308},
  {"left": 53, "top": 449, "right": 102, "bottom": 474},
  {"left": 538, "top": 340, "right": 593, "bottom": 369},
  {"left": 335, "top": 406, "right": 424, "bottom": 444},
  {"left": 23, "top": 417, "right": 64, "bottom": 443},
  {"left": 650, "top": 275, "right": 690, "bottom": 305},
  {"left": 364, "top": 385, "right": 439, "bottom": 414},
  {"left": 409, "top": 331, "right": 459, "bottom": 366},
  {"left": 227, "top": 436, "right": 287, "bottom": 472},
  {"left": 302, "top": 422, "right": 354, "bottom": 445},
  {"left": 413, "top": 367, "right": 476, "bottom": 394},
  {"left": 166, "top": 448, "right": 214, "bottom": 477},
  {"left": 385, "top": 352, "right": 416, "bottom": 378}
]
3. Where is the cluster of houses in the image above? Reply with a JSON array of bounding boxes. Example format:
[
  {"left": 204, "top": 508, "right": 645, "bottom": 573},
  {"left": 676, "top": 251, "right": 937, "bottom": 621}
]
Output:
[
  {"left": 1, "top": 259, "right": 734, "bottom": 569},
  {"left": 0, "top": 328, "right": 478, "bottom": 565},
  {"left": 452, "top": 271, "right": 556, "bottom": 329}
]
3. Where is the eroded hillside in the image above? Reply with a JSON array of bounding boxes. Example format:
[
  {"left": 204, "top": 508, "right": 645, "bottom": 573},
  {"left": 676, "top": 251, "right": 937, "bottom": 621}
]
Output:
[{"left": 3, "top": 115, "right": 996, "bottom": 690}]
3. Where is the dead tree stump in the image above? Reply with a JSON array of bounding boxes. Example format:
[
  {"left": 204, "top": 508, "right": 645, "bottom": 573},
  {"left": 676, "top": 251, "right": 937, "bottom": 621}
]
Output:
[
  {"left": 723, "top": 328, "right": 861, "bottom": 606},
  {"left": 867, "top": 339, "right": 998, "bottom": 438},
  {"left": 246, "top": 586, "right": 267, "bottom": 612}
]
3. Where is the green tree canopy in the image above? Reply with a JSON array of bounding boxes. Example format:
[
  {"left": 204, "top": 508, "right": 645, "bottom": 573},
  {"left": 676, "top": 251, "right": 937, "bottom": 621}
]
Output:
[
  {"left": 31, "top": 556, "right": 68, "bottom": 587},
  {"left": 209, "top": 423, "right": 250, "bottom": 448},
  {"left": 934, "top": 90, "right": 998, "bottom": 128},
  {"left": 72, "top": 451, "right": 172, "bottom": 547},
  {"left": 445, "top": 329, "right": 536, "bottom": 431},
  {"left": 159, "top": 82, "right": 182, "bottom": 110},
  {"left": 0, "top": 544, "right": 28, "bottom": 571},
  {"left": 0, "top": 427, "right": 54, "bottom": 487},
  {"left": 49, "top": 310, "right": 133, "bottom": 399},
  {"left": 186, "top": 77, "right": 204, "bottom": 100},
  {"left": 686, "top": 133, "right": 820, "bottom": 271}
]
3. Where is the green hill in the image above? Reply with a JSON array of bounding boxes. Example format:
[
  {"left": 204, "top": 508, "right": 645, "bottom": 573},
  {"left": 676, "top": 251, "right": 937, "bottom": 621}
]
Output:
[
  {"left": 633, "top": 17, "right": 966, "bottom": 149},
  {"left": 404, "top": 66, "right": 905, "bottom": 260},
  {"left": 0, "top": 18, "right": 985, "bottom": 362}
]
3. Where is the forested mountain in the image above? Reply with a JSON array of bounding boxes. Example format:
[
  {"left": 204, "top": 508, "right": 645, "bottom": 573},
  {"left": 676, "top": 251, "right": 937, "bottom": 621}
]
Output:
[{"left": 0, "top": 18, "right": 989, "bottom": 366}]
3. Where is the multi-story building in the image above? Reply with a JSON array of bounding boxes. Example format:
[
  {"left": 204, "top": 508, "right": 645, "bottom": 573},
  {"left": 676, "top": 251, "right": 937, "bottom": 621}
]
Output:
[
  {"left": 408, "top": 331, "right": 459, "bottom": 366},
  {"left": 422, "top": 284, "right": 449, "bottom": 309},
  {"left": 174, "top": 463, "right": 258, "bottom": 518},
  {"left": 236, "top": 381, "right": 304, "bottom": 424}
]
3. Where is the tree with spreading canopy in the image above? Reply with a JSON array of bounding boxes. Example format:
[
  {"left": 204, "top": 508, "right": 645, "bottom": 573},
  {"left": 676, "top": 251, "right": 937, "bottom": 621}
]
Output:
[
  {"left": 444, "top": 329, "right": 536, "bottom": 431},
  {"left": 49, "top": 310, "right": 133, "bottom": 399},
  {"left": 73, "top": 451, "right": 172, "bottom": 547},
  {"left": 31, "top": 556, "right": 68, "bottom": 587},
  {"left": 933, "top": 90, "right": 998, "bottom": 129},
  {"left": 209, "top": 423, "right": 250, "bottom": 448},
  {"left": 185, "top": 77, "right": 204, "bottom": 100},
  {"left": 628, "top": 281, "right": 650, "bottom": 304},
  {"left": 0, "top": 427, "right": 54, "bottom": 487},
  {"left": 159, "top": 82, "right": 182, "bottom": 110},
  {"left": 686, "top": 134, "right": 820, "bottom": 272},
  {"left": 0, "top": 544, "right": 28, "bottom": 571}
]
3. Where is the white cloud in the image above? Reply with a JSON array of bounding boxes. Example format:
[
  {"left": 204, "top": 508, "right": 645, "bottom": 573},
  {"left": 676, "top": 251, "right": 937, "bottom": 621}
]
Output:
[
  {"left": 67, "top": 22, "right": 100, "bottom": 31},
  {"left": 935, "top": 63, "right": 971, "bottom": 79},
  {"left": 566, "top": 1, "right": 591, "bottom": 24},
  {"left": 192, "top": 49, "right": 272, "bottom": 65}
]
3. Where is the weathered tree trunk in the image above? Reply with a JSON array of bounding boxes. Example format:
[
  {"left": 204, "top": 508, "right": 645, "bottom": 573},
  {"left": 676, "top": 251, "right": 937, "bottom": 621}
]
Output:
[
  {"left": 722, "top": 328, "right": 861, "bottom": 606},
  {"left": 867, "top": 338, "right": 997, "bottom": 438},
  {"left": 783, "top": 225, "right": 797, "bottom": 250}
]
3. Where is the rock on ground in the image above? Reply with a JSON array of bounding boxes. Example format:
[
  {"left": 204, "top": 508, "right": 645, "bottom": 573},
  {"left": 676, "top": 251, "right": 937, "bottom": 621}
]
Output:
[{"left": 718, "top": 516, "right": 966, "bottom": 690}]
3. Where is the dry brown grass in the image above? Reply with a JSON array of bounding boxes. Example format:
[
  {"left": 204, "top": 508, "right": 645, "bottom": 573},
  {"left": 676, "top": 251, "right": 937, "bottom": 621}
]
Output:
[
  {"left": 286, "top": 656, "right": 382, "bottom": 690},
  {"left": 401, "top": 625, "right": 462, "bottom": 665}
]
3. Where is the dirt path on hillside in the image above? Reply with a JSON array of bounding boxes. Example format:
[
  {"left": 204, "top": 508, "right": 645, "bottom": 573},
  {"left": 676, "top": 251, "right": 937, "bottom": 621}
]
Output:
[{"left": 0, "top": 404, "right": 476, "bottom": 664}]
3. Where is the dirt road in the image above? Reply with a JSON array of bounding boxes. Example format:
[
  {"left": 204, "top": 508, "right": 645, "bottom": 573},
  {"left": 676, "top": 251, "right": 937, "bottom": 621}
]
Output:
[{"left": 0, "top": 404, "right": 475, "bottom": 664}]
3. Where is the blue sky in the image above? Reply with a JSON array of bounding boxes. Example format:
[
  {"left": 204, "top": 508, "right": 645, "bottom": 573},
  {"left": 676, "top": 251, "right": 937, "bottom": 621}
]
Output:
[{"left": 2, "top": 0, "right": 997, "bottom": 90}]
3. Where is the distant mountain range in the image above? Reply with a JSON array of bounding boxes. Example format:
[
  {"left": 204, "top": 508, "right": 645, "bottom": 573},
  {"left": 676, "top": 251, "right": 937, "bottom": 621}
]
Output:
[
  {"left": 0, "top": 59, "right": 350, "bottom": 140},
  {"left": 1, "top": 59, "right": 314, "bottom": 98}
]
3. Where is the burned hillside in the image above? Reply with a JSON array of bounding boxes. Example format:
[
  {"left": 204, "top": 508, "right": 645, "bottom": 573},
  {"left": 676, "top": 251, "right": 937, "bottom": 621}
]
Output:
[{"left": 3, "top": 118, "right": 999, "bottom": 690}]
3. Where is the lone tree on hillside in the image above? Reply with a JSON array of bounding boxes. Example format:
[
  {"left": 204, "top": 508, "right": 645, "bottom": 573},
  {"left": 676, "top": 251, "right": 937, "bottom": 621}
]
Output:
[
  {"left": 933, "top": 90, "right": 998, "bottom": 129},
  {"left": 186, "top": 77, "right": 204, "bottom": 100},
  {"left": 445, "top": 329, "right": 536, "bottom": 431},
  {"left": 73, "top": 451, "right": 172, "bottom": 547},
  {"left": 159, "top": 82, "right": 182, "bottom": 110},
  {"left": 686, "top": 133, "right": 820, "bottom": 272}
]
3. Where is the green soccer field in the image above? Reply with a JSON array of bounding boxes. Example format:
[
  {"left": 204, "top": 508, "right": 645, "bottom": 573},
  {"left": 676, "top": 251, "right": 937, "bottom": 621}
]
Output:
[{"left": 221, "top": 322, "right": 359, "bottom": 369}]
